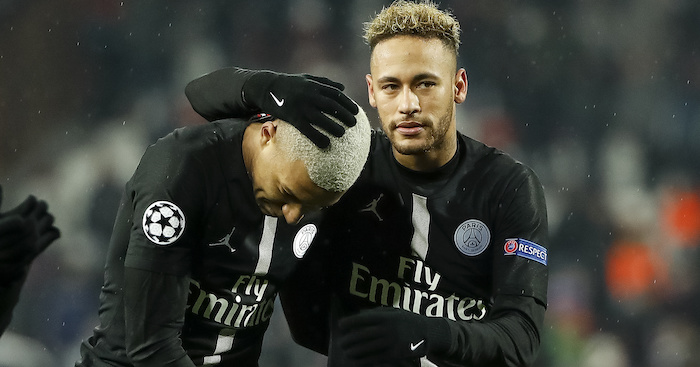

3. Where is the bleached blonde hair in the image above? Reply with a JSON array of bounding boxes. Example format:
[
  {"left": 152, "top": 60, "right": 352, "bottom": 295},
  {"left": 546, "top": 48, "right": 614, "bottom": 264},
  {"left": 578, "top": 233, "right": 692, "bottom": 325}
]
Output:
[
  {"left": 275, "top": 105, "right": 371, "bottom": 192},
  {"left": 363, "top": 0, "right": 461, "bottom": 57}
]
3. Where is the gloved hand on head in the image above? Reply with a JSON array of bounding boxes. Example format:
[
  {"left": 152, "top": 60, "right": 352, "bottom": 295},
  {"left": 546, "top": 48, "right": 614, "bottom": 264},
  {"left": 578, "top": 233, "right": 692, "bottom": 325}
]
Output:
[{"left": 243, "top": 70, "right": 359, "bottom": 149}]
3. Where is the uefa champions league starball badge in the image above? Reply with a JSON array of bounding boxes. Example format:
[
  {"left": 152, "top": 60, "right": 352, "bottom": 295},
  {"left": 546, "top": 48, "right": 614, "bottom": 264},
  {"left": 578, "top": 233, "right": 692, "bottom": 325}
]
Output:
[{"left": 142, "top": 201, "right": 186, "bottom": 245}]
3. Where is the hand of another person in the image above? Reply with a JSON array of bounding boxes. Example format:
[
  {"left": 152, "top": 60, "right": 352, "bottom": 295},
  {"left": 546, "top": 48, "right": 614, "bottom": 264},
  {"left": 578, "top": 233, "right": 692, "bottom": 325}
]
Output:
[
  {"left": 0, "top": 185, "right": 60, "bottom": 284},
  {"left": 0, "top": 214, "right": 37, "bottom": 282},
  {"left": 243, "top": 70, "right": 359, "bottom": 148}
]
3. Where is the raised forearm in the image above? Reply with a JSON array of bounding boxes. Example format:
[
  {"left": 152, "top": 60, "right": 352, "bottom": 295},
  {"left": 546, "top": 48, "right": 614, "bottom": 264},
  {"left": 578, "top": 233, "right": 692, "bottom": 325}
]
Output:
[{"left": 185, "top": 67, "right": 258, "bottom": 121}]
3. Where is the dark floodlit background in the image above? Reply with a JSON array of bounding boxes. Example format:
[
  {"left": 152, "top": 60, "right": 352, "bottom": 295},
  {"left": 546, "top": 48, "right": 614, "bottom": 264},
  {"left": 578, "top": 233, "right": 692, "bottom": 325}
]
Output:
[{"left": 1, "top": 1, "right": 699, "bottom": 366}]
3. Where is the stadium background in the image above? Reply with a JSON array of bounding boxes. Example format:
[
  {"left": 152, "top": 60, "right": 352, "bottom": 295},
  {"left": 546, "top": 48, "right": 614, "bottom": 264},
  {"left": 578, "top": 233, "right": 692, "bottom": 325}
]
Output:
[{"left": 1, "top": 1, "right": 699, "bottom": 366}]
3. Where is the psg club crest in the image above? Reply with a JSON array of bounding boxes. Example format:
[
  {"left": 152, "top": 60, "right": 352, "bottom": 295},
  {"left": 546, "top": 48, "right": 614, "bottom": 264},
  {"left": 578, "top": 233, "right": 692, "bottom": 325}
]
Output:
[
  {"left": 142, "top": 201, "right": 186, "bottom": 245},
  {"left": 453, "top": 219, "right": 490, "bottom": 256},
  {"left": 293, "top": 223, "right": 317, "bottom": 259}
]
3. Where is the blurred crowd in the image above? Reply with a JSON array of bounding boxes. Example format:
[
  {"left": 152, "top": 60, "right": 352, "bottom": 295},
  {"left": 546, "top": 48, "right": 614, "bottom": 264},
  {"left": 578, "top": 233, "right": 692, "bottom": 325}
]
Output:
[{"left": 1, "top": 0, "right": 699, "bottom": 366}]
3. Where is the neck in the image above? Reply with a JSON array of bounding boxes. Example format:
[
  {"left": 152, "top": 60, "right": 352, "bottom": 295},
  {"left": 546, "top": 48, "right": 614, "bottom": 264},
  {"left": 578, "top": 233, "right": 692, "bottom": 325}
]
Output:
[{"left": 392, "top": 135, "right": 458, "bottom": 172}]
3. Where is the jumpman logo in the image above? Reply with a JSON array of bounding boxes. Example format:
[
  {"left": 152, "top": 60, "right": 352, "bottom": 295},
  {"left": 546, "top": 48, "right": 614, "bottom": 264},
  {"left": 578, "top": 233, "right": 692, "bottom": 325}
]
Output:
[
  {"left": 208, "top": 227, "right": 236, "bottom": 253},
  {"left": 360, "top": 193, "right": 384, "bottom": 221}
]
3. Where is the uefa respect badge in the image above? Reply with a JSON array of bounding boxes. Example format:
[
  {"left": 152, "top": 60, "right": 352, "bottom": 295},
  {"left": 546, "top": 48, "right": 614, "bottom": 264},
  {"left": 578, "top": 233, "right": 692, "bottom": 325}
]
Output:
[{"left": 504, "top": 238, "right": 547, "bottom": 265}]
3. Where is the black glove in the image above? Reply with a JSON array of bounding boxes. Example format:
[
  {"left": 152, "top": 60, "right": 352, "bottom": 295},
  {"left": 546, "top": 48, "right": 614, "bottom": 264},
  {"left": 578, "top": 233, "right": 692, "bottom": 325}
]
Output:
[
  {"left": 0, "top": 186, "right": 60, "bottom": 284},
  {"left": 0, "top": 214, "right": 37, "bottom": 282},
  {"left": 338, "top": 307, "right": 451, "bottom": 365},
  {"left": 243, "top": 70, "right": 359, "bottom": 148}
]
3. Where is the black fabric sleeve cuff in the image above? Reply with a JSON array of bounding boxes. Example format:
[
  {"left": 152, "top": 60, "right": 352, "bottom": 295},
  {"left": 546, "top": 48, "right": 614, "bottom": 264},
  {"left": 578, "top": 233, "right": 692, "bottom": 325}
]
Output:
[
  {"left": 426, "top": 317, "right": 453, "bottom": 356},
  {"left": 185, "top": 67, "right": 259, "bottom": 122}
]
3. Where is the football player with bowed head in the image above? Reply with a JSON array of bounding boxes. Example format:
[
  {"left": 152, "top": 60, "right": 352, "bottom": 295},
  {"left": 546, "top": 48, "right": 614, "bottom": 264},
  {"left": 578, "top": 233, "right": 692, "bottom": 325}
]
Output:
[{"left": 75, "top": 85, "right": 371, "bottom": 366}]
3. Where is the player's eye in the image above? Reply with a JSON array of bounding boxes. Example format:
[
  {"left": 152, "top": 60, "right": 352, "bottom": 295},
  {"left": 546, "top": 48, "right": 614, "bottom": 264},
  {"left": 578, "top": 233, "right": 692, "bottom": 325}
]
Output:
[{"left": 280, "top": 187, "right": 293, "bottom": 199}]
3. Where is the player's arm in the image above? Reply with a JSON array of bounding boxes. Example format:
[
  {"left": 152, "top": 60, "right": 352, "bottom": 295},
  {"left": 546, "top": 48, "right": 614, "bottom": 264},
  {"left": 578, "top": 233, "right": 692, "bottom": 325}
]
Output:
[
  {"left": 185, "top": 67, "right": 257, "bottom": 122},
  {"left": 185, "top": 67, "right": 359, "bottom": 148},
  {"left": 337, "top": 298, "right": 544, "bottom": 367},
  {"left": 121, "top": 210, "right": 197, "bottom": 366},
  {"left": 437, "top": 296, "right": 545, "bottom": 367},
  {"left": 121, "top": 136, "right": 204, "bottom": 367},
  {"left": 429, "top": 165, "right": 549, "bottom": 366},
  {"left": 0, "top": 273, "right": 27, "bottom": 336},
  {"left": 123, "top": 268, "right": 195, "bottom": 367}
]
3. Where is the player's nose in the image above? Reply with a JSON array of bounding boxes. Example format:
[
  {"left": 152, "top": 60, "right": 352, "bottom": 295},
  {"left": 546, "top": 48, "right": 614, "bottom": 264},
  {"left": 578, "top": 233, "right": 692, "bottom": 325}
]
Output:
[
  {"left": 282, "top": 204, "right": 304, "bottom": 225},
  {"left": 398, "top": 86, "right": 420, "bottom": 115}
]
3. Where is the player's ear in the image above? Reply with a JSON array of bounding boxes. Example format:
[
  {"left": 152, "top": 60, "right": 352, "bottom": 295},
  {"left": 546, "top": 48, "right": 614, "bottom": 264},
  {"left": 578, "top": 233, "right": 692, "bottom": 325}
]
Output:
[
  {"left": 260, "top": 120, "right": 279, "bottom": 146},
  {"left": 366, "top": 74, "right": 377, "bottom": 108},
  {"left": 454, "top": 68, "right": 467, "bottom": 104}
]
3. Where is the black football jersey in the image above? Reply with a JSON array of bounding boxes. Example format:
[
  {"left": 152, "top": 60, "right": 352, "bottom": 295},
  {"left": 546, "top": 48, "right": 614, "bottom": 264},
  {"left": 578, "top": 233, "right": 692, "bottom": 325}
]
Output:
[
  {"left": 77, "top": 120, "right": 321, "bottom": 367},
  {"left": 282, "top": 130, "right": 549, "bottom": 366}
]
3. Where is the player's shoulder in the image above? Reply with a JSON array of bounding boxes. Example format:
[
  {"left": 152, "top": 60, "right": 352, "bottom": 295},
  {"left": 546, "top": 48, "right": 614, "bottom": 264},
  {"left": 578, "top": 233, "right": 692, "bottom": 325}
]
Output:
[
  {"left": 137, "top": 120, "right": 245, "bottom": 171},
  {"left": 149, "top": 119, "right": 246, "bottom": 153},
  {"left": 133, "top": 119, "right": 247, "bottom": 182},
  {"left": 460, "top": 133, "right": 541, "bottom": 185}
]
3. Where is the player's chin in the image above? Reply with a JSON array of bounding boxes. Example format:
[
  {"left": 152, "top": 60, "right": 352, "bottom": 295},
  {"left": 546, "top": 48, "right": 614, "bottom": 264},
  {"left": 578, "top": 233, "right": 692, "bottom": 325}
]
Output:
[{"left": 391, "top": 138, "right": 431, "bottom": 155}]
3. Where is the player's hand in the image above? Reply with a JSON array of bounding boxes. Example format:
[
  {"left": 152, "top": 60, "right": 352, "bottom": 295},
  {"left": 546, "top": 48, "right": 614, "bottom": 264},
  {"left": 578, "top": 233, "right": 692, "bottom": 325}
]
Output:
[
  {"left": 24, "top": 198, "right": 60, "bottom": 255},
  {"left": 0, "top": 186, "right": 60, "bottom": 283},
  {"left": 0, "top": 189, "right": 38, "bottom": 219},
  {"left": 0, "top": 215, "right": 38, "bottom": 280},
  {"left": 338, "top": 307, "right": 447, "bottom": 365},
  {"left": 0, "top": 188, "right": 39, "bottom": 282},
  {"left": 243, "top": 70, "right": 359, "bottom": 149}
]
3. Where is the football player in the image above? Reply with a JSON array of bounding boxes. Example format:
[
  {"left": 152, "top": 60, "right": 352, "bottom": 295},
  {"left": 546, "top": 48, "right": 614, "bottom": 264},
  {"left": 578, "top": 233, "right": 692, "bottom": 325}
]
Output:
[{"left": 75, "top": 90, "right": 371, "bottom": 366}]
